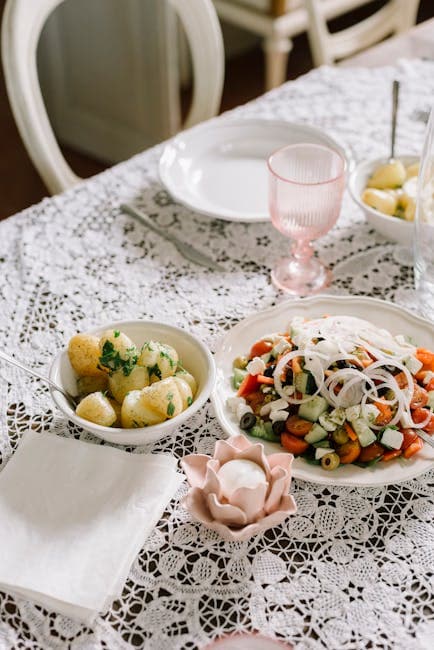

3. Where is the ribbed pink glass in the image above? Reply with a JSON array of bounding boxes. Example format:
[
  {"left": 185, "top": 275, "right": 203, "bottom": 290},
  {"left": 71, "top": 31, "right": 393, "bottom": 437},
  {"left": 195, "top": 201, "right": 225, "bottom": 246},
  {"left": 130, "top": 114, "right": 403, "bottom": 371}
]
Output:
[{"left": 268, "top": 143, "right": 345, "bottom": 295}]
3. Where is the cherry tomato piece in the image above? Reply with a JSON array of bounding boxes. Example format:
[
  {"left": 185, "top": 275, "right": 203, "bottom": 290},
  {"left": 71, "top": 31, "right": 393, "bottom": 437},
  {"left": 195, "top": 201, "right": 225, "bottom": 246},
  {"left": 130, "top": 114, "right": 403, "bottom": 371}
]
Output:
[
  {"left": 411, "top": 408, "right": 434, "bottom": 433},
  {"left": 410, "top": 383, "right": 429, "bottom": 409},
  {"left": 403, "top": 436, "right": 424, "bottom": 459},
  {"left": 281, "top": 432, "right": 309, "bottom": 455},
  {"left": 285, "top": 415, "right": 313, "bottom": 438},
  {"left": 249, "top": 340, "right": 274, "bottom": 359},
  {"left": 237, "top": 374, "right": 259, "bottom": 398},
  {"left": 382, "top": 449, "right": 402, "bottom": 461},
  {"left": 358, "top": 442, "right": 385, "bottom": 463},
  {"left": 401, "top": 428, "right": 419, "bottom": 450}
]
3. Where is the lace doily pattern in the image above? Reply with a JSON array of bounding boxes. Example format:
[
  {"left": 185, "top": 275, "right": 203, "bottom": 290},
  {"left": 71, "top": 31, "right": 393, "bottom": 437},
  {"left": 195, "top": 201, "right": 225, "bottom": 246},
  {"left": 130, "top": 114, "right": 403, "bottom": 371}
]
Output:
[{"left": 0, "top": 60, "right": 434, "bottom": 650}]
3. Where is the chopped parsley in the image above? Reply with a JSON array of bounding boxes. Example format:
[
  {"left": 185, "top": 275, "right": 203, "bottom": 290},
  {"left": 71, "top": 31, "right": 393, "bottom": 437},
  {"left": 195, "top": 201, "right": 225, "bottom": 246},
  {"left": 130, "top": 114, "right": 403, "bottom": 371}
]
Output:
[
  {"left": 114, "top": 330, "right": 120, "bottom": 338},
  {"left": 159, "top": 348, "right": 175, "bottom": 368},
  {"left": 142, "top": 341, "right": 155, "bottom": 352},
  {"left": 167, "top": 393, "right": 175, "bottom": 416},
  {"left": 99, "top": 340, "right": 138, "bottom": 376},
  {"left": 187, "top": 396, "right": 193, "bottom": 406},
  {"left": 148, "top": 364, "right": 162, "bottom": 381}
]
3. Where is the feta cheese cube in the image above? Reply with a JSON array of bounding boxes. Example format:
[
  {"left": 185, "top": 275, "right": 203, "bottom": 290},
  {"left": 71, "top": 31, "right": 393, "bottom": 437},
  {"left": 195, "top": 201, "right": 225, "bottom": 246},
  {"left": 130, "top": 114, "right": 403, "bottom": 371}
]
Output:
[
  {"left": 270, "top": 409, "right": 289, "bottom": 422},
  {"left": 226, "top": 396, "right": 245, "bottom": 413},
  {"left": 381, "top": 427, "right": 404, "bottom": 450},
  {"left": 345, "top": 405, "right": 361, "bottom": 422},
  {"left": 315, "top": 447, "right": 332, "bottom": 460},
  {"left": 246, "top": 357, "right": 266, "bottom": 376},
  {"left": 283, "top": 385, "right": 295, "bottom": 396},
  {"left": 423, "top": 371, "right": 434, "bottom": 385},
  {"left": 236, "top": 403, "right": 253, "bottom": 420},
  {"left": 403, "top": 355, "right": 423, "bottom": 375},
  {"left": 260, "top": 398, "right": 288, "bottom": 416},
  {"left": 361, "top": 404, "right": 380, "bottom": 423},
  {"left": 329, "top": 408, "right": 346, "bottom": 425},
  {"left": 319, "top": 414, "right": 337, "bottom": 431}
]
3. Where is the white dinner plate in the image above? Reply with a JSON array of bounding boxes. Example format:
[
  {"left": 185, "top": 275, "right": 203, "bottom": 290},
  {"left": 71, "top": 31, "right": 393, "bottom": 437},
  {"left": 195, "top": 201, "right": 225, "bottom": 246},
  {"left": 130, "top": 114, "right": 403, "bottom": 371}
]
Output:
[
  {"left": 159, "top": 119, "right": 350, "bottom": 222},
  {"left": 211, "top": 295, "right": 434, "bottom": 487}
]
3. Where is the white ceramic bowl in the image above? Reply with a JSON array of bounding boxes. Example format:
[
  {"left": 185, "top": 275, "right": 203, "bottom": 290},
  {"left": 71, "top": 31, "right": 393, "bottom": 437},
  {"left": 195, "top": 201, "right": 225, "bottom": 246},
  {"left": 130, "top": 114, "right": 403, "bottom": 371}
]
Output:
[
  {"left": 348, "top": 155, "right": 418, "bottom": 245},
  {"left": 49, "top": 320, "right": 215, "bottom": 445}
]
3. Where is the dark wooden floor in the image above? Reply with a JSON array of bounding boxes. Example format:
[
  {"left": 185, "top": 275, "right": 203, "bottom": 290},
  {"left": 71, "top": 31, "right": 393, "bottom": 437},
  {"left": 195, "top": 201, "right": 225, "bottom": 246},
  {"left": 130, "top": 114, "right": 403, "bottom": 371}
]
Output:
[{"left": 0, "top": 0, "right": 433, "bottom": 220}]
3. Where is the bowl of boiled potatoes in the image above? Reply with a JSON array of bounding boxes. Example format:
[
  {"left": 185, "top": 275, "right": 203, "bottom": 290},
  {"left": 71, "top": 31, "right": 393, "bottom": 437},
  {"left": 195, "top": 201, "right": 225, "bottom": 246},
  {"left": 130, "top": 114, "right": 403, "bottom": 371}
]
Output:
[
  {"left": 349, "top": 155, "right": 419, "bottom": 245},
  {"left": 49, "top": 320, "right": 216, "bottom": 445}
]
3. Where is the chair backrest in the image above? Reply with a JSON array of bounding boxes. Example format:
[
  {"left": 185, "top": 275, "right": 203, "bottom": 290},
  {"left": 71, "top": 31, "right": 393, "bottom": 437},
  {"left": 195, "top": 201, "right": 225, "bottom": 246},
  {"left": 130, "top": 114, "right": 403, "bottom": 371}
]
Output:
[
  {"left": 304, "top": 0, "right": 421, "bottom": 67},
  {"left": 1, "top": 0, "right": 225, "bottom": 195}
]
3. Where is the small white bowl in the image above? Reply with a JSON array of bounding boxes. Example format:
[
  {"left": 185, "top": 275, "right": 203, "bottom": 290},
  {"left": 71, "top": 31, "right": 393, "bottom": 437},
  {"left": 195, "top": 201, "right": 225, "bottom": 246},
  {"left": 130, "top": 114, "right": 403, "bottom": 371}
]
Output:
[
  {"left": 348, "top": 155, "right": 418, "bottom": 246},
  {"left": 49, "top": 320, "right": 216, "bottom": 445}
]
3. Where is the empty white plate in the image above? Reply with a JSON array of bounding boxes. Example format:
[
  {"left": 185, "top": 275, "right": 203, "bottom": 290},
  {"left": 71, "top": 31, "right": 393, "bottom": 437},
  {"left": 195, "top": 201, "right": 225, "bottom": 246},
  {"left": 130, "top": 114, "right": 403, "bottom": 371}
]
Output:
[{"left": 159, "top": 118, "right": 350, "bottom": 222}]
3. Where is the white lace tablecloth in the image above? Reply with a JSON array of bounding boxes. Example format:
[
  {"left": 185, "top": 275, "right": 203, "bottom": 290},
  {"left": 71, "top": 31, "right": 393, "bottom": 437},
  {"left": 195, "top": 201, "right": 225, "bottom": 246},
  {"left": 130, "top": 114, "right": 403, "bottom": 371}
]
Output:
[{"left": 1, "top": 60, "right": 434, "bottom": 650}]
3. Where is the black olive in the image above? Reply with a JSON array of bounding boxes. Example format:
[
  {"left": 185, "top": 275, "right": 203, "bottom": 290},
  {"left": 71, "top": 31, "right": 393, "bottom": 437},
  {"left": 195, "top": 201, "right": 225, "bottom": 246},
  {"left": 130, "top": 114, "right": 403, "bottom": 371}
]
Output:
[
  {"left": 272, "top": 420, "right": 286, "bottom": 435},
  {"left": 377, "top": 386, "right": 389, "bottom": 397},
  {"left": 336, "top": 360, "right": 360, "bottom": 370},
  {"left": 283, "top": 367, "right": 293, "bottom": 386},
  {"left": 239, "top": 412, "right": 256, "bottom": 430},
  {"left": 263, "top": 365, "right": 276, "bottom": 378}
]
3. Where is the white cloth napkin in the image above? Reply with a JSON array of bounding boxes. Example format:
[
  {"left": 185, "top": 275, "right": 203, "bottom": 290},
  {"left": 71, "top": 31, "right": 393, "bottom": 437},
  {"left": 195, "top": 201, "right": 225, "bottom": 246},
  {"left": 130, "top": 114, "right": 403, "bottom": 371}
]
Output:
[{"left": 0, "top": 430, "right": 183, "bottom": 624}]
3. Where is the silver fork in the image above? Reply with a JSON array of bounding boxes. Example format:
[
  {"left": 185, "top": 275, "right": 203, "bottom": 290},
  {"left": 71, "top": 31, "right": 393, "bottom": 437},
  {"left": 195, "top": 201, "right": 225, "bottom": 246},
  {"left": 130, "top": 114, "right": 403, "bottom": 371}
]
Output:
[{"left": 0, "top": 349, "right": 79, "bottom": 410}]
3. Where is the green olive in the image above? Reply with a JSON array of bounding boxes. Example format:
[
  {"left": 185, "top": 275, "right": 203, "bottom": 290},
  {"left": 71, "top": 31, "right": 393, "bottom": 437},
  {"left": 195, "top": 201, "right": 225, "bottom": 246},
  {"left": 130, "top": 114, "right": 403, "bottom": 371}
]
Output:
[
  {"left": 332, "top": 427, "right": 349, "bottom": 445},
  {"left": 321, "top": 452, "right": 341, "bottom": 471},
  {"left": 233, "top": 356, "right": 248, "bottom": 370}
]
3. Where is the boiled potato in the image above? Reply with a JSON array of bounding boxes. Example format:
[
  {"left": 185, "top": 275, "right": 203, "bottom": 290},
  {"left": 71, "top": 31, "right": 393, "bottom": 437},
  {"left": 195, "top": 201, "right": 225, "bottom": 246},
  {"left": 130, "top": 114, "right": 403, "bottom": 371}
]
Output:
[
  {"left": 175, "top": 368, "right": 197, "bottom": 396},
  {"left": 362, "top": 188, "right": 398, "bottom": 216},
  {"left": 121, "top": 377, "right": 183, "bottom": 428},
  {"left": 76, "top": 392, "right": 117, "bottom": 427},
  {"left": 109, "top": 398, "right": 122, "bottom": 427},
  {"left": 367, "top": 160, "right": 406, "bottom": 189},
  {"left": 404, "top": 197, "right": 416, "bottom": 221},
  {"left": 68, "top": 333, "right": 106, "bottom": 377},
  {"left": 173, "top": 376, "right": 193, "bottom": 410},
  {"left": 138, "top": 341, "right": 178, "bottom": 383},
  {"left": 99, "top": 329, "right": 138, "bottom": 373},
  {"left": 406, "top": 162, "right": 420, "bottom": 179},
  {"left": 108, "top": 365, "right": 150, "bottom": 403},
  {"left": 77, "top": 374, "right": 109, "bottom": 396}
]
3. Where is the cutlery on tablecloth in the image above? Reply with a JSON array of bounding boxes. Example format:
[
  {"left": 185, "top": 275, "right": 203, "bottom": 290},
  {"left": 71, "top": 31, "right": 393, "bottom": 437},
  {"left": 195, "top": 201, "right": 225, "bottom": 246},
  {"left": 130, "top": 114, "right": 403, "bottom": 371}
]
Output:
[
  {"left": 121, "top": 203, "right": 225, "bottom": 272},
  {"left": 0, "top": 349, "right": 79, "bottom": 409},
  {"left": 390, "top": 79, "right": 400, "bottom": 161}
]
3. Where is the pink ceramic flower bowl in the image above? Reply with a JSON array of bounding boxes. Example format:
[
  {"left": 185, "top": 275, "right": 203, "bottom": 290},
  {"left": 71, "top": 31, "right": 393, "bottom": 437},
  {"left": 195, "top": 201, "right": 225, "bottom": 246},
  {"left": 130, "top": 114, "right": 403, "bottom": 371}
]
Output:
[{"left": 180, "top": 435, "right": 297, "bottom": 542}]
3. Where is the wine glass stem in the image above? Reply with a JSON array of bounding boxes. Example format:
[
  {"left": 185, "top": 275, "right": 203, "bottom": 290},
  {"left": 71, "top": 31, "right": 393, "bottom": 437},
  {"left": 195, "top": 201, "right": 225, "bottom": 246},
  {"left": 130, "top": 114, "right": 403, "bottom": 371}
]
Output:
[{"left": 292, "top": 240, "right": 313, "bottom": 262}]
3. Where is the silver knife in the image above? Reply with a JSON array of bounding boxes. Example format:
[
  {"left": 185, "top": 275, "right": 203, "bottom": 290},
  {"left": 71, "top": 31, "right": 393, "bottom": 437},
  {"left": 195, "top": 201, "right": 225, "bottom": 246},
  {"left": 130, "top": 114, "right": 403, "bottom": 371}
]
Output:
[{"left": 121, "top": 203, "right": 225, "bottom": 272}]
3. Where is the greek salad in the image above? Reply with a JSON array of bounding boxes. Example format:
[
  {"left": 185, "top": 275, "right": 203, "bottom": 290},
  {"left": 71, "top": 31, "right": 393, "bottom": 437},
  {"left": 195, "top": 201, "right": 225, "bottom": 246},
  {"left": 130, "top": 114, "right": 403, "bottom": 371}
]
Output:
[{"left": 227, "top": 315, "right": 434, "bottom": 470}]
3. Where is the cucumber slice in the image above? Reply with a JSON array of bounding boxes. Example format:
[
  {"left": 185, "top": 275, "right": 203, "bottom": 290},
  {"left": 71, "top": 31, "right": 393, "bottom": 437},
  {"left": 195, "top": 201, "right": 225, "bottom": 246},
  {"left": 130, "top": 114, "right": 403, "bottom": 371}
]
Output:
[
  {"left": 250, "top": 421, "right": 280, "bottom": 442},
  {"left": 232, "top": 367, "right": 247, "bottom": 389},
  {"left": 315, "top": 447, "right": 332, "bottom": 460},
  {"left": 313, "top": 440, "right": 331, "bottom": 449},
  {"left": 304, "top": 423, "right": 328, "bottom": 444},
  {"left": 294, "top": 371, "right": 317, "bottom": 395},
  {"left": 352, "top": 418, "right": 377, "bottom": 447},
  {"left": 298, "top": 396, "right": 328, "bottom": 422}
]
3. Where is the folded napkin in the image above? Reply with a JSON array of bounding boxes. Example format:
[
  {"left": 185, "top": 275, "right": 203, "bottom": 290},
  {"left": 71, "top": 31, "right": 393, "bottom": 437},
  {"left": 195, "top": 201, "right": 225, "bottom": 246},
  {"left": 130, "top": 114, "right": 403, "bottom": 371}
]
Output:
[{"left": 0, "top": 431, "right": 182, "bottom": 624}]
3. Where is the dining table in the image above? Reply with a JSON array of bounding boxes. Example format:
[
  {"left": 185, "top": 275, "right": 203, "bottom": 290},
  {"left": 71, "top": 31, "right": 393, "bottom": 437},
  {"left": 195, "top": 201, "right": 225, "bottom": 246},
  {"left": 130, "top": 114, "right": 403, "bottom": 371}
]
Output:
[{"left": 1, "top": 57, "right": 434, "bottom": 650}]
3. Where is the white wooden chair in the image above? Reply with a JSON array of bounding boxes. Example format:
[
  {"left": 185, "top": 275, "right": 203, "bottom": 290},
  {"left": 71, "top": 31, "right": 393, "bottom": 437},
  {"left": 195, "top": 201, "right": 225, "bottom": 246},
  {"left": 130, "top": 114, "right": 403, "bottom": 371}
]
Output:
[
  {"left": 213, "top": 0, "right": 420, "bottom": 90},
  {"left": 1, "top": 0, "right": 225, "bottom": 195},
  {"left": 304, "top": 0, "right": 420, "bottom": 66}
]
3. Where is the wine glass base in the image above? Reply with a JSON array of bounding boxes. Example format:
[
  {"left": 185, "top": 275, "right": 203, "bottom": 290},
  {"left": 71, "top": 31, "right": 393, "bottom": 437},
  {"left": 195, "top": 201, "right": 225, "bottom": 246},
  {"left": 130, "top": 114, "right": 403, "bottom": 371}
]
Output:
[{"left": 271, "top": 256, "right": 332, "bottom": 295}]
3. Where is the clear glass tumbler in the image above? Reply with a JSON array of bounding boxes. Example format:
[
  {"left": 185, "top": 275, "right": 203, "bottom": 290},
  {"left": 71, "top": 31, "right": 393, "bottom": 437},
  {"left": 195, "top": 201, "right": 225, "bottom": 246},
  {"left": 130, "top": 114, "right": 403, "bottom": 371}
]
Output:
[
  {"left": 268, "top": 143, "right": 346, "bottom": 295},
  {"left": 414, "top": 105, "right": 434, "bottom": 321}
]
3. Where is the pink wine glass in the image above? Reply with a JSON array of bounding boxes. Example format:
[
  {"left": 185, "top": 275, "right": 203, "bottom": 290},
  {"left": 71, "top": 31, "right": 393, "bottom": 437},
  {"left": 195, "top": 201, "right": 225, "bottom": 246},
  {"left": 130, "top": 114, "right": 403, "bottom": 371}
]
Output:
[{"left": 268, "top": 143, "right": 345, "bottom": 295}]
